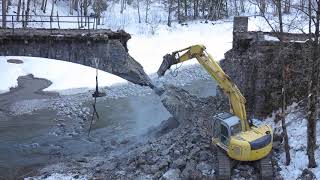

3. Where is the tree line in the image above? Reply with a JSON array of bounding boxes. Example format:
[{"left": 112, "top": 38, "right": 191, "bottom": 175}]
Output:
[{"left": 1, "top": 0, "right": 300, "bottom": 28}]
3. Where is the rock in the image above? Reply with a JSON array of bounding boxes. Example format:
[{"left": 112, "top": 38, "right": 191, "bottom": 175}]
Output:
[
  {"left": 157, "top": 159, "right": 170, "bottom": 170},
  {"left": 160, "top": 85, "right": 228, "bottom": 129},
  {"left": 173, "top": 150, "right": 181, "bottom": 157},
  {"left": 239, "top": 171, "right": 251, "bottom": 179},
  {"left": 102, "top": 162, "right": 117, "bottom": 171},
  {"left": 161, "top": 149, "right": 170, "bottom": 156},
  {"left": 161, "top": 169, "right": 182, "bottom": 180},
  {"left": 235, "top": 165, "right": 255, "bottom": 179},
  {"left": 120, "top": 138, "right": 130, "bottom": 144},
  {"left": 181, "top": 160, "right": 200, "bottom": 179},
  {"left": 135, "top": 174, "right": 153, "bottom": 180},
  {"left": 189, "top": 146, "right": 201, "bottom": 157},
  {"left": 196, "top": 162, "right": 212, "bottom": 175},
  {"left": 149, "top": 164, "right": 160, "bottom": 174},
  {"left": 76, "top": 157, "right": 88, "bottom": 163},
  {"left": 116, "top": 171, "right": 126, "bottom": 176},
  {"left": 172, "top": 158, "right": 187, "bottom": 169},
  {"left": 298, "top": 169, "right": 316, "bottom": 180},
  {"left": 199, "top": 151, "right": 210, "bottom": 161},
  {"left": 73, "top": 174, "right": 79, "bottom": 179},
  {"left": 152, "top": 117, "right": 180, "bottom": 137}
]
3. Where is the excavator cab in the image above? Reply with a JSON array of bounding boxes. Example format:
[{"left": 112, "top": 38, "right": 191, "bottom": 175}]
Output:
[{"left": 212, "top": 113, "right": 241, "bottom": 149}]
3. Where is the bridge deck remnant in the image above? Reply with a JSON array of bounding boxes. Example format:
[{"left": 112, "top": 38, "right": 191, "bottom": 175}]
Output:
[{"left": 0, "top": 28, "right": 152, "bottom": 87}]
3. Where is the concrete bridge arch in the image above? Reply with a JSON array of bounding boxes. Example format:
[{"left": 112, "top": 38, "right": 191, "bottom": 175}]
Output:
[{"left": 0, "top": 29, "right": 152, "bottom": 87}]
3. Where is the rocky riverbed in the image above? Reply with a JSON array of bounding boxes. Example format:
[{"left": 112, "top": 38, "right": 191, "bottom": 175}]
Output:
[
  {"left": 0, "top": 64, "right": 283, "bottom": 180},
  {"left": 0, "top": 64, "right": 217, "bottom": 179}
]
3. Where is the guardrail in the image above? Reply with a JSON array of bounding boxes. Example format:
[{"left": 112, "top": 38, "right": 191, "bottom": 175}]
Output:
[{"left": 0, "top": 14, "right": 101, "bottom": 30}]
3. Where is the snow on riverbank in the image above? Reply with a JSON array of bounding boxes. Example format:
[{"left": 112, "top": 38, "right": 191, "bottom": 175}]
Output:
[
  {"left": 275, "top": 111, "right": 320, "bottom": 179},
  {"left": 0, "top": 56, "right": 126, "bottom": 93},
  {"left": 260, "top": 104, "right": 320, "bottom": 179}
]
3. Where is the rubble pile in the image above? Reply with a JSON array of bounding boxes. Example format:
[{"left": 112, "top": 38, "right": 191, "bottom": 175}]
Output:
[
  {"left": 32, "top": 86, "right": 276, "bottom": 179},
  {"left": 90, "top": 85, "right": 229, "bottom": 179}
]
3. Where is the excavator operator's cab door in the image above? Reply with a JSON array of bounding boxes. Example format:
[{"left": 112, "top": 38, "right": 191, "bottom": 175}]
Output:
[
  {"left": 220, "top": 123, "right": 230, "bottom": 146},
  {"left": 212, "top": 113, "right": 232, "bottom": 150},
  {"left": 212, "top": 112, "right": 241, "bottom": 150}
]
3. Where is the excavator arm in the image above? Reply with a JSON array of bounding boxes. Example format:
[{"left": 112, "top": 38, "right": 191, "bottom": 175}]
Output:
[{"left": 157, "top": 44, "right": 250, "bottom": 131}]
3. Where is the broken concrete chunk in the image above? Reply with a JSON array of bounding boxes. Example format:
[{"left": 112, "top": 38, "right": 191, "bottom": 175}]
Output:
[{"left": 161, "top": 169, "right": 182, "bottom": 180}]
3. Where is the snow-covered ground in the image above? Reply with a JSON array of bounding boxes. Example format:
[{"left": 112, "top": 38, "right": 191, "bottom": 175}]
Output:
[
  {"left": 0, "top": 56, "right": 126, "bottom": 93},
  {"left": 276, "top": 111, "right": 320, "bottom": 179},
  {"left": 256, "top": 104, "right": 320, "bottom": 179}
]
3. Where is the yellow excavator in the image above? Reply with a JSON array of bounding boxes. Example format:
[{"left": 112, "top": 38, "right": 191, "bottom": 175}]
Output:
[{"left": 157, "top": 45, "right": 273, "bottom": 179}]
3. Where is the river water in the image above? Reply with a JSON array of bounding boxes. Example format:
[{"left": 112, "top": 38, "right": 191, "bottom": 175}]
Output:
[{"left": 0, "top": 78, "right": 216, "bottom": 179}]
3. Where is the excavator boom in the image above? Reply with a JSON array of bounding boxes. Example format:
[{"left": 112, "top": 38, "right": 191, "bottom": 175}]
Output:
[{"left": 158, "top": 45, "right": 250, "bottom": 131}]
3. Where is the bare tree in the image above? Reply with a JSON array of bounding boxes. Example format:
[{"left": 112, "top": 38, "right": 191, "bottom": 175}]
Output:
[
  {"left": 92, "top": 0, "right": 107, "bottom": 25},
  {"left": 193, "top": 0, "right": 199, "bottom": 19},
  {"left": 2, "top": 0, "right": 7, "bottom": 27},
  {"left": 50, "top": 0, "right": 56, "bottom": 28},
  {"left": 69, "top": 0, "right": 73, "bottom": 15},
  {"left": 145, "top": 0, "right": 151, "bottom": 23},
  {"left": 178, "top": 0, "right": 181, "bottom": 22},
  {"left": 120, "top": 0, "right": 126, "bottom": 14},
  {"left": 83, "top": 0, "right": 88, "bottom": 25},
  {"left": 306, "top": 0, "right": 319, "bottom": 168},
  {"left": 201, "top": 0, "right": 205, "bottom": 18},
  {"left": 22, "top": 0, "right": 26, "bottom": 27},
  {"left": 240, "top": 0, "right": 245, "bottom": 12},
  {"left": 284, "top": 0, "right": 291, "bottom": 13},
  {"left": 16, "top": 0, "right": 22, "bottom": 21},
  {"left": 259, "top": 0, "right": 267, "bottom": 15},
  {"left": 137, "top": 0, "right": 141, "bottom": 23},
  {"left": 276, "top": 0, "right": 291, "bottom": 166},
  {"left": 167, "top": 0, "right": 173, "bottom": 26},
  {"left": 184, "top": 0, "right": 187, "bottom": 19},
  {"left": 24, "top": 0, "right": 31, "bottom": 27},
  {"left": 41, "top": 0, "right": 48, "bottom": 13},
  {"left": 234, "top": 0, "right": 239, "bottom": 15},
  {"left": 73, "top": 0, "right": 79, "bottom": 11}
]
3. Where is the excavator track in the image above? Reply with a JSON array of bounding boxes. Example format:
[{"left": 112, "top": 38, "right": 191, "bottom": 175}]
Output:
[
  {"left": 215, "top": 148, "right": 231, "bottom": 180},
  {"left": 258, "top": 154, "right": 274, "bottom": 180}
]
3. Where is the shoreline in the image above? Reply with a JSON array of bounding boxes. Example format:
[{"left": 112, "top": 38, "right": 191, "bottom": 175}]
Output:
[{"left": 0, "top": 74, "right": 59, "bottom": 113}]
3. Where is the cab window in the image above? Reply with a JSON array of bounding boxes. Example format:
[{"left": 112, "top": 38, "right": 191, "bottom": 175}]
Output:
[
  {"left": 220, "top": 124, "right": 229, "bottom": 145},
  {"left": 230, "top": 123, "right": 241, "bottom": 136}
]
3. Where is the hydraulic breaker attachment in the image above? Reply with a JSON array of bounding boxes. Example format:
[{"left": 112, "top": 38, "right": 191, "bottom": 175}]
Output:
[{"left": 157, "top": 54, "right": 177, "bottom": 77}]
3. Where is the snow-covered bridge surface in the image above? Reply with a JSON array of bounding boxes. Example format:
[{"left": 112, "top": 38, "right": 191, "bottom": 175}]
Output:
[{"left": 0, "top": 28, "right": 152, "bottom": 87}]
